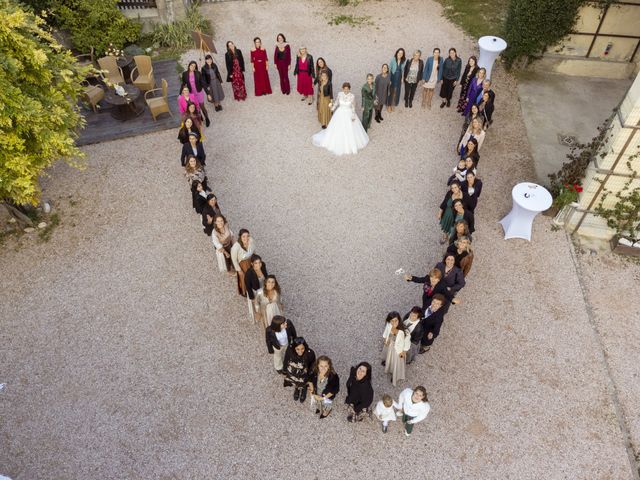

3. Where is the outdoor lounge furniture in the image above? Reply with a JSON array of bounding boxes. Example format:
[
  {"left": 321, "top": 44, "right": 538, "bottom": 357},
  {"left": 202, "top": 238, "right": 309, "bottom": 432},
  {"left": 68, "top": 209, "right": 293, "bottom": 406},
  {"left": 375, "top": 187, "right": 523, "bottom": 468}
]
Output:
[
  {"left": 145, "top": 79, "right": 172, "bottom": 121},
  {"left": 97, "top": 56, "right": 126, "bottom": 85},
  {"left": 130, "top": 55, "right": 156, "bottom": 92},
  {"left": 82, "top": 82, "right": 105, "bottom": 113}
]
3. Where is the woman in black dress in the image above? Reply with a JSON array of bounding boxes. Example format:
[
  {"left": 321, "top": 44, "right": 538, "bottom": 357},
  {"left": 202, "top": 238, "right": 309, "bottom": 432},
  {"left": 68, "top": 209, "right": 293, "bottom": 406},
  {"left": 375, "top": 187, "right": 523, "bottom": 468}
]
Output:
[
  {"left": 283, "top": 337, "right": 316, "bottom": 404},
  {"left": 344, "top": 362, "right": 374, "bottom": 422},
  {"left": 447, "top": 235, "right": 474, "bottom": 277},
  {"left": 462, "top": 170, "right": 483, "bottom": 212}
]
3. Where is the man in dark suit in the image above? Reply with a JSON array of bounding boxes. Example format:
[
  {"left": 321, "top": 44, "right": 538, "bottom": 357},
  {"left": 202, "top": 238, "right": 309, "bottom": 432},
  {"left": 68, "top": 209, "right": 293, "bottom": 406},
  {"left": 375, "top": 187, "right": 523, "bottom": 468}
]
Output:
[
  {"left": 180, "top": 133, "right": 206, "bottom": 166},
  {"left": 419, "top": 294, "right": 447, "bottom": 353}
]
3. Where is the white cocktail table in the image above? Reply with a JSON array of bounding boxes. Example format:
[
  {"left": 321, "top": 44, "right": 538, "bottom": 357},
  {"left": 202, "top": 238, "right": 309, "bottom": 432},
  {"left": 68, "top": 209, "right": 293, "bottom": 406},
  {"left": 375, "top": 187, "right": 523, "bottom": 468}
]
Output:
[
  {"left": 478, "top": 36, "right": 507, "bottom": 80},
  {"left": 499, "top": 183, "right": 552, "bottom": 241}
]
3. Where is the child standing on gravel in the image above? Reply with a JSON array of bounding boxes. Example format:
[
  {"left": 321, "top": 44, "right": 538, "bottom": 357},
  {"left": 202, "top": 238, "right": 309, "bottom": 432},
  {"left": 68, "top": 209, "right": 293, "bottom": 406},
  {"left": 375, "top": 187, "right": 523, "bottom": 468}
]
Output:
[{"left": 374, "top": 394, "right": 400, "bottom": 433}]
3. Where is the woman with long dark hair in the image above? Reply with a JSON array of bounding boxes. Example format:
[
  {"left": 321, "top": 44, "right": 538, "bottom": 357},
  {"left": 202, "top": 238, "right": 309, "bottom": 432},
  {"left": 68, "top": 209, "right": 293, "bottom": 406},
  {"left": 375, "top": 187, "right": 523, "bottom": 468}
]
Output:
[
  {"left": 382, "top": 311, "right": 410, "bottom": 386},
  {"left": 202, "top": 54, "right": 225, "bottom": 112},
  {"left": 265, "top": 315, "right": 297, "bottom": 373},
  {"left": 344, "top": 362, "right": 374, "bottom": 422},
  {"left": 439, "top": 48, "right": 462, "bottom": 108},
  {"left": 181, "top": 60, "right": 210, "bottom": 127},
  {"left": 211, "top": 214, "right": 234, "bottom": 273},
  {"left": 456, "top": 55, "right": 479, "bottom": 113},
  {"left": 307, "top": 356, "right": 340, "bottom": 418},
  {"left": 283, "top": 337, "right": 316, "bottom": 404},
  {"left": 230, "top": 229, "right": 255, "bottom": 295},
  {"left": 273, "top": 33, "right": 291, "bottom": 94},
  {"left": 250, "top": 37, "right": 272, "bottom": 96},
  {"left": 255, "top": 274, "right": 283, "bottom": 329},
  {"left": 225, "top": 41, "right": 247, "bottom": 101},
  {"left": 387, "top": 48, "right": 406, "bottom": 112},
  {"left": 374, "top": 63, "right": 390, "bottom": 122}
]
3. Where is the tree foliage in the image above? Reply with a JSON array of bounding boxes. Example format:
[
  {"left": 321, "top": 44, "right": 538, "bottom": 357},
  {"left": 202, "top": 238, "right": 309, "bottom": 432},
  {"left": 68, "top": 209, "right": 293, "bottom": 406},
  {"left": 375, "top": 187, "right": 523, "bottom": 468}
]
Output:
[
  {"left": 0, "top": 0, "right": 87, "bottom": 205},
  {"left": 503, "top": 0, "right": 585, "bottom": 67},
  {"left": 57, "top": 0, "right": 141, "bottom": 56}
]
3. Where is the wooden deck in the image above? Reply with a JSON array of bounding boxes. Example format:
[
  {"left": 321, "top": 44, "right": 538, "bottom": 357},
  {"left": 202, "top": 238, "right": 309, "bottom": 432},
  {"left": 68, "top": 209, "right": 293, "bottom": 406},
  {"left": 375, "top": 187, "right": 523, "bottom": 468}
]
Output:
[{"left": 77, "top": 59, "right": 182, "bottom": 146}]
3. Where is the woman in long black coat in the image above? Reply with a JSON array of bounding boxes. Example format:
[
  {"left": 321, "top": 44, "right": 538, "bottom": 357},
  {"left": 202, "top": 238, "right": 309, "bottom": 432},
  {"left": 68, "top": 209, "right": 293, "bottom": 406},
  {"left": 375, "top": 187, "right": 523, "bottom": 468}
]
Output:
[
  {"left": 344, "top": 362, "right": 374, "bottom": 422},
  {"left": 265, "top": 315, "right": 297, "bottom": 373}
]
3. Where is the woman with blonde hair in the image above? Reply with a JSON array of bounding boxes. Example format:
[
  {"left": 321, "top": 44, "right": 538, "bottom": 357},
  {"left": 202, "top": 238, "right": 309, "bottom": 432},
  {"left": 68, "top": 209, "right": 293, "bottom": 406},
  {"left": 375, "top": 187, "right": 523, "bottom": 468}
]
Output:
[
  {"left": 255, "top": 274, "right": 283, "bottom": 329},
  {"left": 458, "top": 117, "right": 486, "bottom": 153}
]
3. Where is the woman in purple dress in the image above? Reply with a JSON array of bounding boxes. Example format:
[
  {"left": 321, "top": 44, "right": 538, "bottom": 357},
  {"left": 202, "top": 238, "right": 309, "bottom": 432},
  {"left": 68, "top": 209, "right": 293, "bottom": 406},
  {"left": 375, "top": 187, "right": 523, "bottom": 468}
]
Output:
[
  {"left": 462, "top": 67, "right": 486, "bottom": 117},
  {"left": 273, "top": 33, "right": 291, "bottom": 94},
  {"left": 181, "top": 61, "right": 211, "bottom": 127}
]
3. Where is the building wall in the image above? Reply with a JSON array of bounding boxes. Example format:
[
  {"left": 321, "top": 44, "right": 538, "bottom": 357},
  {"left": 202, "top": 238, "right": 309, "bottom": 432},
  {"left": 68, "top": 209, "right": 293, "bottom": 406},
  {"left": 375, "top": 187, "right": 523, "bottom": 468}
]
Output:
[
  {"left": 564, "top": 71, "right": 640, "bottom": 247},
  {"left": 533, "top": 2, "right": 640, "bottom": 79}
]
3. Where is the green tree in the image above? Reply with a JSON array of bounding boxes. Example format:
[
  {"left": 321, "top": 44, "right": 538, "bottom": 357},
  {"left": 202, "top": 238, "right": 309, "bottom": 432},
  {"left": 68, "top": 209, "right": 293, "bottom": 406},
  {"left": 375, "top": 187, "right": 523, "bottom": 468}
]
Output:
[
  {"left": 0, "top": 0, "right": 86, "bottom": 206},
  {"left": 57, "top": 0, "right": 141, "bottom": 56}
]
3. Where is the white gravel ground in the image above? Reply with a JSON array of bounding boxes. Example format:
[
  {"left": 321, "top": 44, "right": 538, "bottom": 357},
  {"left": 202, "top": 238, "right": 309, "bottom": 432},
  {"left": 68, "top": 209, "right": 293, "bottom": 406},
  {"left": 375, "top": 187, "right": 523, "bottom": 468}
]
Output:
[{"left": 0, "top": 1, "right": 638, "bottom": 479}]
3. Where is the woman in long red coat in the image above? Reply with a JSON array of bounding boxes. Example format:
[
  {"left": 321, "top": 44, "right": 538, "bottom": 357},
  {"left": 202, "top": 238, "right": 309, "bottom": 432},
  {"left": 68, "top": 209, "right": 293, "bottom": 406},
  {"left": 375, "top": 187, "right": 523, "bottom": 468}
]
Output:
[
  {"left": 273, "top": 33, "right": 291, "bottom": 94},
  {"left": 251, "top": 37, "right": 272, "bottom": 97},
  {"left": 293, "top": 47, "right": 315, "bottom": 105}
]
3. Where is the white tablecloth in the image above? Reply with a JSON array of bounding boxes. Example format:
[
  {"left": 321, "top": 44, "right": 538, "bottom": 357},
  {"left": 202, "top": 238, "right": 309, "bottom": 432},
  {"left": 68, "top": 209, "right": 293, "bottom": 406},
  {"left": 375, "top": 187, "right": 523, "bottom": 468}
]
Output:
[{"left": 499, "top": 183, "right": 552, "bottom": 241}]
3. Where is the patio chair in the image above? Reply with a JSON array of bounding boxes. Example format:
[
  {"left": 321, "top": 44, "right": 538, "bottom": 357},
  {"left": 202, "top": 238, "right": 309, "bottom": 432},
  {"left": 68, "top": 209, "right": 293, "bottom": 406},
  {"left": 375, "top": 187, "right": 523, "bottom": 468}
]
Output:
[
  {"left": 145, "top": 79, "right": 172, "bottom": 121},
  {"left": 75, "top": 47, "right": 95, "bottom": 67},
  {"left": 97, "top": 55, "right": 125, "bottom": 85},
  {"left": 81, "top": 81, "right": 105, "bottom": 113},
  {"left": 130, "top": 55, "right": 155, "bottom": 92}
]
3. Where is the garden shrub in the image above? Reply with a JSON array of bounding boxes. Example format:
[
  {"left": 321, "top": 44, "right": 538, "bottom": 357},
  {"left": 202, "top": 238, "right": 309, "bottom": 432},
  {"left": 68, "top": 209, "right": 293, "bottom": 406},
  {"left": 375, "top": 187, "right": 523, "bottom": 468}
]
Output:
[
  {"left": 152, "top": 5, "right": 211, "bottom": 51},
  {"left": 503, "top": 0, "right": 584, "bottom": 67},
  {"left": 57, "top": 0, "right": 141, "bottom": 56}
]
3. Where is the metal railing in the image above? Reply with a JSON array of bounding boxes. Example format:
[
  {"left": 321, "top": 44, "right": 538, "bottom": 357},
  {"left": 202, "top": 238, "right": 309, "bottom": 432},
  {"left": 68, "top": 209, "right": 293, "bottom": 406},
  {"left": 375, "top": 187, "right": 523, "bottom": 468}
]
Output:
[{"left": 118, "top": 0, "right": 158, "bottom": 9}]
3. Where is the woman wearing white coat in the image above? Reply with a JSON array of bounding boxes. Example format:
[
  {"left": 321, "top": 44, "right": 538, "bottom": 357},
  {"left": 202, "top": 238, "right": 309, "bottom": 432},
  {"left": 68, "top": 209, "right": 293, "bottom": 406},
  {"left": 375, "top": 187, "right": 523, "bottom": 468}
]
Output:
[
  {"left": 382, "top": 311, "right": 410, "bottom": 386},
  {"left": 397, "top": 386, "right": 430, "bottom": 437}
]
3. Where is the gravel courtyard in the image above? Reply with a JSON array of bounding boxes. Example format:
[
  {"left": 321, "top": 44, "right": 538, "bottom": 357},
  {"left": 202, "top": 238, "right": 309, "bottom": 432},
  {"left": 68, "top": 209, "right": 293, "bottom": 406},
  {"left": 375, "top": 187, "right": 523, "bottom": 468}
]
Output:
[{"left": 1, "top": 0, "right": 639, "bottom": 479}]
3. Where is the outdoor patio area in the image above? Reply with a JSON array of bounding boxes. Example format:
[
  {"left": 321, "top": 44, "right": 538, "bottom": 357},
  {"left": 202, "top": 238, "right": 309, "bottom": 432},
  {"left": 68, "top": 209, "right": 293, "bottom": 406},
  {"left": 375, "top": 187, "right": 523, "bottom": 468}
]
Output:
[{"left": 77, "top": 59, "right": 181, "bottom": 146}]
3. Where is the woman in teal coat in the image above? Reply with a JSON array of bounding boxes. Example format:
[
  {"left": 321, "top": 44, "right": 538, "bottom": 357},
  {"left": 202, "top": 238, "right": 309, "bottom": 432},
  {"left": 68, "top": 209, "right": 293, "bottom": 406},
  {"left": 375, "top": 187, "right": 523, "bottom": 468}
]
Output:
[{"left": 386, "top": 48, "right": 406, "bottom": 112}]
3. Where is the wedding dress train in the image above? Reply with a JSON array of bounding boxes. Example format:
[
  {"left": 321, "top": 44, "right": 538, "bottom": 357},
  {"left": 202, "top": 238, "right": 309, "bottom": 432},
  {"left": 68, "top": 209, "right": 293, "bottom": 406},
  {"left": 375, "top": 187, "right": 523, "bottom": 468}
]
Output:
[{"left": 312, "top": 91, "right": 369, "bottom": 155}]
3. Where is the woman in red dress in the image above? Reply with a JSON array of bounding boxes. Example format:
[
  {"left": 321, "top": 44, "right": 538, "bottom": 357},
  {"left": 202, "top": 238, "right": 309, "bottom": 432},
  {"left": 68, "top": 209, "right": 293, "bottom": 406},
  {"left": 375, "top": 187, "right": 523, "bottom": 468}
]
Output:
[
  {"left": 293, "top": 47, "right": 315, "bottom": 105},
  {"left": 273, "top": 33, "right": 291, "bottom": 95},
  {"left": 250, "top": 37, "right": 272, "bottom": 97},
  {"left": 224, "top": 41, "right": 247, "bottom": 101}
]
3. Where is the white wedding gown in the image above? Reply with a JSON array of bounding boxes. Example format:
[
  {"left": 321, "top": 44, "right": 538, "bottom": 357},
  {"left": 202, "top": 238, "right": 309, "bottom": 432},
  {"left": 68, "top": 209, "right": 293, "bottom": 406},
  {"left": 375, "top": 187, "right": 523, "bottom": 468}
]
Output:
[{"left": 312, "top": 91, "right": 369, "bottom": 155}]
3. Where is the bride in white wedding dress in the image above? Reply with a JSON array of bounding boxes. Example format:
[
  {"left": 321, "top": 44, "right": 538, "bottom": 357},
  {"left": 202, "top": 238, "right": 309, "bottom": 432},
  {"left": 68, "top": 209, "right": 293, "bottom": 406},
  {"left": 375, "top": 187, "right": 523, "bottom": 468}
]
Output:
[{"left": 312, "top": 82, "right": 369, "bottom": 156}]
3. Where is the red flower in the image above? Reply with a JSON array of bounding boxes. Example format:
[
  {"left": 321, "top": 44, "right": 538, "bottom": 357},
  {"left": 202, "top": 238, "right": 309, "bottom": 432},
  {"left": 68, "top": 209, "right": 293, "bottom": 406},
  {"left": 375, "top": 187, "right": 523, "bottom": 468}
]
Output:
[{"left": 575, "top": 185, "right": 583, "bottom": 193}]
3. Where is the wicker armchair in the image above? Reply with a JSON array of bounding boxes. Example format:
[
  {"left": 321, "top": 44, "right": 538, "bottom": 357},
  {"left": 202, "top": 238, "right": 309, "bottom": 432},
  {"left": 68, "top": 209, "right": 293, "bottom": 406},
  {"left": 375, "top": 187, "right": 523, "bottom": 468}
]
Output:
[
  {"left": 130, "top": 55, "right": 155, "bottom": 92},
  {"left": 97, "top": 56, "right": 125, "bottom": 85},
  {"left": 145, "top": 79, "right": 172, "bottom": 121},
  {"left": 81, "top": 81, "right": 105, "bottom": 112}
]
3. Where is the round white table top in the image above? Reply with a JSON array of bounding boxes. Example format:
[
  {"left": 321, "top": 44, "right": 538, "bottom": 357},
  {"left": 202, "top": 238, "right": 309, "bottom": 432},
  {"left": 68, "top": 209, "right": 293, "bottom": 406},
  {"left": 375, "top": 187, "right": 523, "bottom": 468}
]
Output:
[
  {"left": 511, "top": 182, "right": 553, "bottom": 212},
  {"left": 478, "top": 36, "right": 507, "bottom": 53}
]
